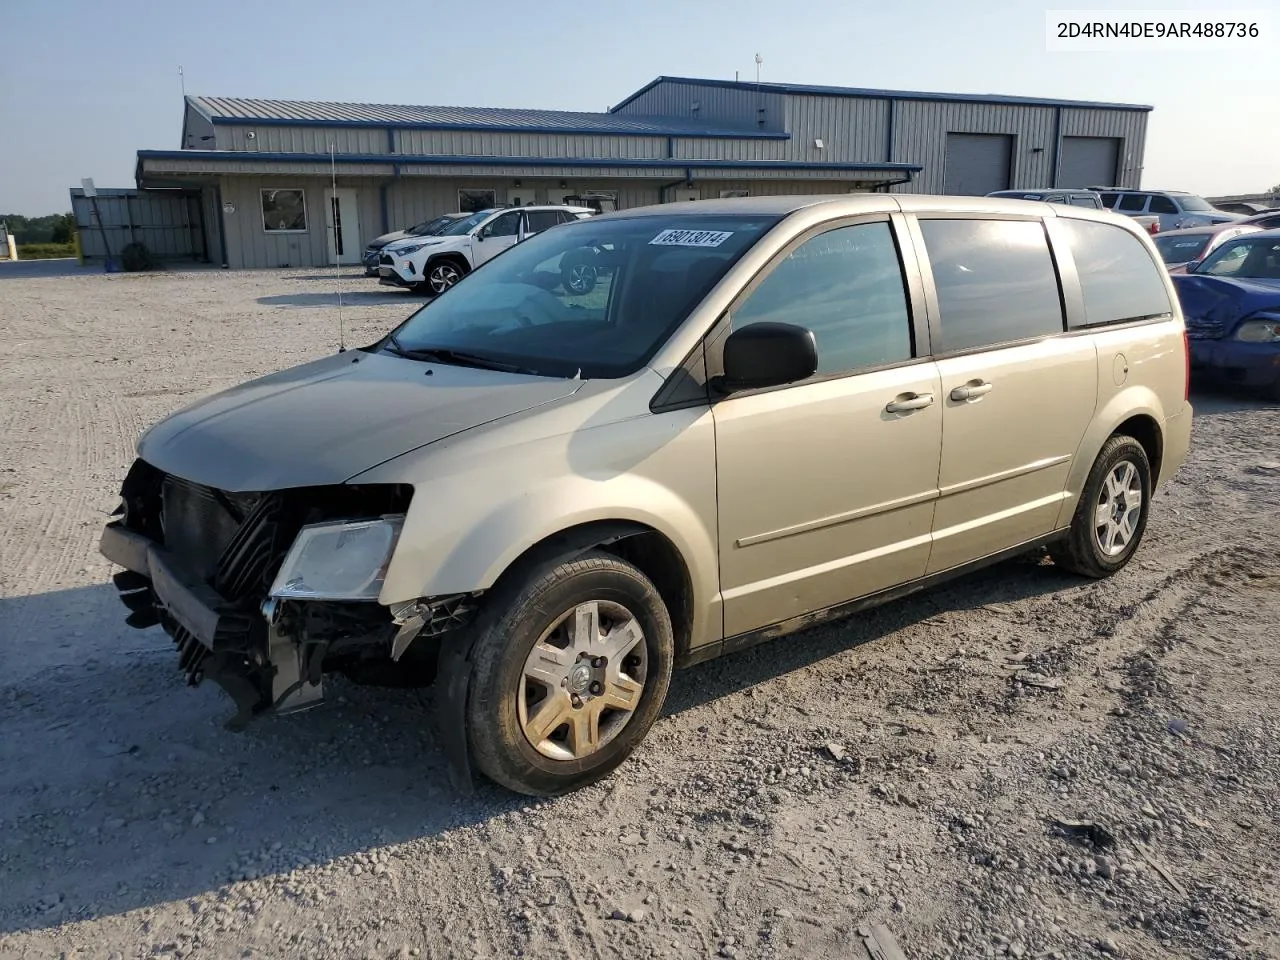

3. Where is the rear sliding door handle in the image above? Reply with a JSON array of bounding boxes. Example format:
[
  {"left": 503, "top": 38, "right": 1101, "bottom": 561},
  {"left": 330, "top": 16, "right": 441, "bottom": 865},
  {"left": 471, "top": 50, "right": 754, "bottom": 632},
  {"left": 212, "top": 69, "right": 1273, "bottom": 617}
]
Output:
[
  {"left": 885, "top": 393, "right": 935, "bottom": 413},
  {"left": 950, "top": 381, "right": 994, "bottom": 401}
]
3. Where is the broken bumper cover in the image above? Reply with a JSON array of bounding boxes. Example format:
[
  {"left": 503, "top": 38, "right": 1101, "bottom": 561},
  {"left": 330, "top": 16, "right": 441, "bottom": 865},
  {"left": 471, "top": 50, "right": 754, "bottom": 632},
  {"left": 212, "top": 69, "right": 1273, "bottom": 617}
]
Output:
[
  {"left": 99, "top": 521, "right": 320, "bottom": 728},
  {"left": 100, "top": 522, "right": 223, "bottom": 646}
]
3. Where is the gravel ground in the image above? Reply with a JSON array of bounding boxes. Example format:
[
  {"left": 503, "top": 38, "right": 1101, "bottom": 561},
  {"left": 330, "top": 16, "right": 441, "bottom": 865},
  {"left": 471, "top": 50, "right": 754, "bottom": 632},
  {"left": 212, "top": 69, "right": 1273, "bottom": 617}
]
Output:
[{"left": 1, "top": 265, "right": 1278, "bottom": 960}]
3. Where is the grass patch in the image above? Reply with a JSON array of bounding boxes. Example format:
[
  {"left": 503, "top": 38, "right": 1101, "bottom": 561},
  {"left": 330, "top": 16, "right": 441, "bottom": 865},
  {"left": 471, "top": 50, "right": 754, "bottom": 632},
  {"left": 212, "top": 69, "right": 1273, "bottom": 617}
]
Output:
[{"left": 18, "top": 243, "right": 77, "bottom": 260}]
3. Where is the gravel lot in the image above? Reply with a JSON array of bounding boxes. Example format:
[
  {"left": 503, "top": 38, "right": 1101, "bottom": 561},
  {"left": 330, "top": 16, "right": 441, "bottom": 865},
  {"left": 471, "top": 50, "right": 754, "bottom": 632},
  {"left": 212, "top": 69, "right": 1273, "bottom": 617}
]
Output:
[{"left": 1, "top": 265, "right": 1278, "bottom": 960}]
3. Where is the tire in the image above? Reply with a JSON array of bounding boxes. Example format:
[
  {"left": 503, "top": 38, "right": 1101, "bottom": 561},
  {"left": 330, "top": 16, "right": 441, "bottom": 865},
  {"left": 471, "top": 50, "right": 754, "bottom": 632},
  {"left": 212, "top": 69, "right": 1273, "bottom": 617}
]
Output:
[
  {"left": 465, "top": 550, "right": 674, "bottom": 796},
  {"left": 421, "top": 257, "right": 467, "bottom": 295},
  {"left": 1050, "top": 435, "right": 1152, "bottom": 579}
]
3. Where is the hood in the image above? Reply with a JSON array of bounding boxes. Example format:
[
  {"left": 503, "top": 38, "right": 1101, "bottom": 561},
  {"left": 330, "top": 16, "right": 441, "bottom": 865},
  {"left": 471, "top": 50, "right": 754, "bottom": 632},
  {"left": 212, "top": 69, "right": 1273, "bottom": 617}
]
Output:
[
  {"left": 1172, "top": 274, "right": 1280, "bottom": 332},
  {"left": 367, "top": 230, "right": 410, "bottom": 250},
  {"left": 386, "top": 235, "right": 467, "bottom": 255},
  {"left": 137, "top": 351, "right": 582, "bottom": 492},
  {"left": 1179, "top": 212, "right": 1245, "bottom": 227}
]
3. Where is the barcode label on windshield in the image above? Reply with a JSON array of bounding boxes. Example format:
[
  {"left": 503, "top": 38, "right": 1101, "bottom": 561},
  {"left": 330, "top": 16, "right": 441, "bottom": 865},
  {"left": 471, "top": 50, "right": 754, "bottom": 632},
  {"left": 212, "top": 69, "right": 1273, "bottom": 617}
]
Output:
[{"left": 650, "top": 228, "right": 734, "bottom": 248}]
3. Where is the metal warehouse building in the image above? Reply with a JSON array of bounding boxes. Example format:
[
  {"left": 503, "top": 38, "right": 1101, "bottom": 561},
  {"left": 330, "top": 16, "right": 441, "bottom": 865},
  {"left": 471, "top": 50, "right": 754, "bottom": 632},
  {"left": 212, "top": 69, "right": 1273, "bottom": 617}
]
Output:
[{"left": 127, "top": 75, "right": 1151, "bottom": 269}]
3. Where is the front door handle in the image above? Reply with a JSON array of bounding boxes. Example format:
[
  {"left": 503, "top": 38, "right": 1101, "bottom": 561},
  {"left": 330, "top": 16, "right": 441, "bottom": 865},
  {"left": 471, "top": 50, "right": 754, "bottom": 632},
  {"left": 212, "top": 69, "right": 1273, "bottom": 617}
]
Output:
[
  {"left": 950, "top": 381, "right": 994, "bottom": 401},
  {"left": 885, "top": 392, "right": 935, "bottom": 413}
]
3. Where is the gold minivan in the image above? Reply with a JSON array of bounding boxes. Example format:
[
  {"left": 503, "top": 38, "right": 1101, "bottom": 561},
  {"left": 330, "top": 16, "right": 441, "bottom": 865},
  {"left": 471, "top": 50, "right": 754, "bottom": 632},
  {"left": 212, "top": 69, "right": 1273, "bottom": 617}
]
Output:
[{"left": 100, "top": 195, "right": 1192, "bottom": 796}]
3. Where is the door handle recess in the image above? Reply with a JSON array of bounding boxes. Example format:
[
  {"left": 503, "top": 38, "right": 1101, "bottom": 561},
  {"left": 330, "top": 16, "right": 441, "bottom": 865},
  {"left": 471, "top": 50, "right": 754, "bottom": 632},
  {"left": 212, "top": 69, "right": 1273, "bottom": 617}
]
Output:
[
  {"left": 950, "top": 381, "right": 994, "bottom": 401},
  {"left": 885, "top": 393, "right": 935, "bottom": 413}
]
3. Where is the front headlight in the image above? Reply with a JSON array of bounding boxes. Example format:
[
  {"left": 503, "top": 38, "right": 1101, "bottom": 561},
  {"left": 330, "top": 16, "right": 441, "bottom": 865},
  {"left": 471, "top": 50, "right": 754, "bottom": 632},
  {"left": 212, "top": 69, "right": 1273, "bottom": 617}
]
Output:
[
  {"left": 393, "top": 243, "right": 426, "bottom": 257},
  {"left": 269, "top": 517, "right": 404, "bottom": 601},
  {"left": 1235, "top": 316, "right": 1280, "bottom": 343}
]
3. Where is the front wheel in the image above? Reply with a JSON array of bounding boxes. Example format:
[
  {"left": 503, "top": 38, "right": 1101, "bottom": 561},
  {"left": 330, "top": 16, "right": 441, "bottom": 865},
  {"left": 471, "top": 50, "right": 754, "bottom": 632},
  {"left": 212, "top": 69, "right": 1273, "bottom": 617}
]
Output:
[
  {"left": 1050, "top": 435, "right": 1152, "bottom": 578},
  {"left": 422, "top": 258, "right": 466, "bottom": 295},
  {"left": 561, "top": 258, "right": 598, "bottom": 295},
  {"left": 465, "top": 551, "right": 674, "bottom": 796}
]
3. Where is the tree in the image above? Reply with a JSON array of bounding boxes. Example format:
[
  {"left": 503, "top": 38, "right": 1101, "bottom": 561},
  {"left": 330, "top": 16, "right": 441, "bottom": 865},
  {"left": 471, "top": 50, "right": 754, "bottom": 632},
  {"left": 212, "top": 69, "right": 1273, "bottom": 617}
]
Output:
[
  {"left": 0, "top": 212, "right": 75, "bottom": 244},
  {"left": 49, "top": 213, "right": 76, "bottom": 245}
]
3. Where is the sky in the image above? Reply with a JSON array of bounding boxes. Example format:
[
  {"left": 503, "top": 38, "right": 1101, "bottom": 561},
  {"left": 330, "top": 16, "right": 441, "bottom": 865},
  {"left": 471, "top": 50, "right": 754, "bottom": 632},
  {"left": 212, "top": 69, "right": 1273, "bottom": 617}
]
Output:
[{"left": 0, "top": 0, "right": 1275, "bottom": 215}]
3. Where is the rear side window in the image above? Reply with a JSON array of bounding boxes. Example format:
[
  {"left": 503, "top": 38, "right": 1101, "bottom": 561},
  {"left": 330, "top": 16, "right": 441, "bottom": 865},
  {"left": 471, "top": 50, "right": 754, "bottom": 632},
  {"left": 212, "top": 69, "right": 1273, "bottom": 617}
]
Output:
[
  {"left": 1069, "top": 195, "right": 1102, "bottom": 208},
  {"left": 1057, "top": 218, "right": 1174, "bottom": 327},
  {"left": 918, "top": 218, "right": 1064, "bottom": 353},
  {"left": 1118, "top": 194, "right": 1148, "bottom": 212},
  {"left": 1100, "top": 193, "right": 1119, "bottom": 207},
  {"left": 1149, "top": 195, "right": 1179, "bottom": 215},
  {"left": 731, "top": 221, "right": 913, "bottom": 376},
  {"left": 525, "top": 210, "right": 560, "bottom": 233}
]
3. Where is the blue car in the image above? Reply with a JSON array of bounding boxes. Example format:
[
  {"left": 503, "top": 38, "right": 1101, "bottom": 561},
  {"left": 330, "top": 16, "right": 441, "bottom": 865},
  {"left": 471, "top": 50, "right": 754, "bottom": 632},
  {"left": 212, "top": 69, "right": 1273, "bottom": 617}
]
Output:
[{"left": 1172, "top": 229, "right": 1280, "bottom": 400}]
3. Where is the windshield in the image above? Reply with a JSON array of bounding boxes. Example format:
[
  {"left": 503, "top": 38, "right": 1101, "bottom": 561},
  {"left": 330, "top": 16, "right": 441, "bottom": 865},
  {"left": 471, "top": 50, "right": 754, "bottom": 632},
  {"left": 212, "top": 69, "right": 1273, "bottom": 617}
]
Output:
[
  {"left": 440, "top": 211, "right": 491, "bottom": 236},
  {"left": 1175, "top": 194, "right": 1215, "bottom": 212},
  {"left": 1198, "top": 237, "right": 1280, "bottom": 279},
  {"left": 383, "top": 214, "right": 781, "bottom": 378},
  {"left": 408, "top": 216, "right": 455, "bottom": 236},
  {"left": 1153, "top": 233, "right": 1210, "bottom": 264}
]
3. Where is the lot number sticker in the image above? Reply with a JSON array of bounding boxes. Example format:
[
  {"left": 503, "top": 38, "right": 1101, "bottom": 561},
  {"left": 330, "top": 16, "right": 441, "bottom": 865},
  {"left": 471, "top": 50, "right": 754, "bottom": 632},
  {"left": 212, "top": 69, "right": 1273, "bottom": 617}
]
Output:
[{"left": 650, "top": 228, "right": 734, "bottom": 248}]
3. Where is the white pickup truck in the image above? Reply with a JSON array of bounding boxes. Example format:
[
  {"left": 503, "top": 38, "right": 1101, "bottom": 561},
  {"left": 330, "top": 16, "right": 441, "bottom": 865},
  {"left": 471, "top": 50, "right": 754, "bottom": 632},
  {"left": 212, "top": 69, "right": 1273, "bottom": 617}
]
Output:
[{"left": 1133, "top": 215, "right": 1161, "bottom": 235}]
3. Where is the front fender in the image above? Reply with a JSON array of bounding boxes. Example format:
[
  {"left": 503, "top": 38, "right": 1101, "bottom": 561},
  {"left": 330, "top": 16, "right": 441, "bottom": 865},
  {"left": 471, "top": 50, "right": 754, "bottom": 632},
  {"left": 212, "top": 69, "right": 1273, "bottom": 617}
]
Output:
[{"left": 362, "top": 396, "right": 723, "bottom": 651}]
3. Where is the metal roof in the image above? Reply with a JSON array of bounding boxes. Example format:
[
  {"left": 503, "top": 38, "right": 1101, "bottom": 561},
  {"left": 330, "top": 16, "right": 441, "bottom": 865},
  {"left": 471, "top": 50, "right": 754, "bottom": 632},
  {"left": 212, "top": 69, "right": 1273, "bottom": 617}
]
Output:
[
  {"left": 184, "top": 95, "right": 787, "bottom": 139},
  {"left": 610, "top": 76, "right": 1154, "bottom": 113},
  {"left": 139, "top": 148, "right": 920, "bottom": 174}
]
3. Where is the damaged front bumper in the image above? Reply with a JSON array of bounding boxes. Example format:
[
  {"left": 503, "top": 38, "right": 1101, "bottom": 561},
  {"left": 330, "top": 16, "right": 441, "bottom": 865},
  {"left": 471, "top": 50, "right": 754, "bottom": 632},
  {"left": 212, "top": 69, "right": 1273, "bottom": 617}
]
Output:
[
  {"left": 98, "top": 461, "right": 486, "bottom": 791},
  {"left": 100, "top": 521, "right": 323, "bottom": 728}
]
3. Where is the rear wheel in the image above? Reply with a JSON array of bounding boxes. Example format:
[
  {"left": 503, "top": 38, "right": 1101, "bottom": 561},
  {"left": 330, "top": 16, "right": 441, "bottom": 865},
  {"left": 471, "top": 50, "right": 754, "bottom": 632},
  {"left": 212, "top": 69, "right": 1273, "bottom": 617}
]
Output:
[
  {"left": 1050, "top": 435, "right": 1152, "bottom": 578},
  {"left": 465, "top": 551, "right": 674, "bottom": 796},
  {"left": 421, "top": 258, "right": 466, "bottom": 295}
]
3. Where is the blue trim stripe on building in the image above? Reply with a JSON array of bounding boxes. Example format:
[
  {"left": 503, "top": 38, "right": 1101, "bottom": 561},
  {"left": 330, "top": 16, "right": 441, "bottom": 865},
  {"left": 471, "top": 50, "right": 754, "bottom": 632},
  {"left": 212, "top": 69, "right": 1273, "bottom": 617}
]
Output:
[
  {"left": 609, "top": 76, "right": 1154, "bottom": 114},
  {"left": 138, "top": 149, "right": 922, "bottom": 174}
]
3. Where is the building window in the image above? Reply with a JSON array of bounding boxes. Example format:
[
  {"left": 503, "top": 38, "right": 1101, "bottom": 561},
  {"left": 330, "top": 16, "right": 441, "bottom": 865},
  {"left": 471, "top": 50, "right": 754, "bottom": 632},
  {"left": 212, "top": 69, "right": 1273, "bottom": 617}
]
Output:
[
  {"left": 458, "top": 189, "right": 497, "bottom": 213},
  {"left": 260, "top": 189, "right": 307, "bottom": 233}
]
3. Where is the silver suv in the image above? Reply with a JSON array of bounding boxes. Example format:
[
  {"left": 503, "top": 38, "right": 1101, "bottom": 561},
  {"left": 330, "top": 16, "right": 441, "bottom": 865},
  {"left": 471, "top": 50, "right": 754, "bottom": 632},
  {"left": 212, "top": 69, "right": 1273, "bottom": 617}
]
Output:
[
  {"left": 100, "top": 195, "right": 1193, "bottom": 796},
  {"left": 987, "top": 189, "right": 1104, "bottom": 209},
  {"left": 1090, "top": 187, "right": 1243, "bottom": 231}
]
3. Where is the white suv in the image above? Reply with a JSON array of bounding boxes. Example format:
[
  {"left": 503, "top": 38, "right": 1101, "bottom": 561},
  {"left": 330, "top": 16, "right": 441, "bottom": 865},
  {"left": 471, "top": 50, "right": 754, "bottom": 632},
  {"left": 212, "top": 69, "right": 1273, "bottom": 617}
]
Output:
[
  {"left": 1089, "top": 188, "right": 1244, "bottom": 232},
  {"left": 379, "top": 205, "right": 596, "bottom": 294}
]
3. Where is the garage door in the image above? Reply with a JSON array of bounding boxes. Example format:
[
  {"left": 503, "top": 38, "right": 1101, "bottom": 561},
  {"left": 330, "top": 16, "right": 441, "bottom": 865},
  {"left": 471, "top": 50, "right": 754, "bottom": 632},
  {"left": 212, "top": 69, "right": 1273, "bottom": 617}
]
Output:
[
  {"left": 1059, "top": 137, "right": 1120, "bottom": 188},
  {"left": 943, "top": 134, "right": 1013, "bottom": 195}
]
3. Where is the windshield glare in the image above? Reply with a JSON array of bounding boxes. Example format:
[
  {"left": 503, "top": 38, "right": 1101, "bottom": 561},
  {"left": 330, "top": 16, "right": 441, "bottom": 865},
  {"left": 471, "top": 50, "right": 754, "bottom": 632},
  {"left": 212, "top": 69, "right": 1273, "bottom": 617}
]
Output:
[
  {"left": 409, "top": 216, "right": 452, "bottom": 236},
  {"left": 1154, "top": 233, "right": 1209, "bottom": 264},
  {"left": 441, "top": 212, "right": 491, "bottom": 236},
  {"left": 1175, "top": 195, "right": 1214, "bottom": 212},
  {"left": 384, "top": 214, "right": 781, "bottom": 378},
  {"left": 1199, "top": 238, "right": 1280, "bottom": 279}
]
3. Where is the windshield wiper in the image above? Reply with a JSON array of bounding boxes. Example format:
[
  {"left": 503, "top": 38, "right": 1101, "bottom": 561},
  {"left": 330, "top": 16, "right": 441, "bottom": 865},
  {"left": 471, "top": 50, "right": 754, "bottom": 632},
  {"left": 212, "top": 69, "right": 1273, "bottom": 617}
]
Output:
[{"left": 388, "top": 342, "right": 540, "bottom": 375}]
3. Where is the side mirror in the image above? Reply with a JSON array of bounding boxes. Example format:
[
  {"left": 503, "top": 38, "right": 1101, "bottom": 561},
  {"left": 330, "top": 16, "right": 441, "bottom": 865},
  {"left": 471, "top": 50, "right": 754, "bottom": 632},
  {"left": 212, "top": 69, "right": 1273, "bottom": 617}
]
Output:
[
  {"left": 1184, "top": 259, "right": 1200, "bottom": 274},
  {"left": 716, "top": 322, "right": 817, "bottom": 394}
]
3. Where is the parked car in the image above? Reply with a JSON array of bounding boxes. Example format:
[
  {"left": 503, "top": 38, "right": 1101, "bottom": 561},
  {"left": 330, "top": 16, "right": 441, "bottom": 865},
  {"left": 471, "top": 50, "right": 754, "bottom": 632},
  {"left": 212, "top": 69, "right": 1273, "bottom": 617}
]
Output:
[
  {"left": 99, "top": 195, "right": 1191, "bottom": 797},
  {"left": 986, "top": 189, "right": 1104, "bottom": 208},
  {"left": 1173, "top": 229, "right": 1280, "bottom": 399},
  {"left": 1239, "top": 209, "right": 1280, "bottom": 231},
  {"left": 562, "top": 193, "right": 619, "bottom": 214},
  {"left": 362, "top": 213, "right": 470, "bottom": 276},
  {"left": 1153, "top": 223, "right": 1262, "bottom": 274},
  {"left": 378, "top": 205, "right": 596, "bottom": 294},
  {"left": 1214, "top": 201, "right": 1279, "bottom": 216},
  {"left": 1088, "top": 187, "right": 1244, "bottom": 231}
]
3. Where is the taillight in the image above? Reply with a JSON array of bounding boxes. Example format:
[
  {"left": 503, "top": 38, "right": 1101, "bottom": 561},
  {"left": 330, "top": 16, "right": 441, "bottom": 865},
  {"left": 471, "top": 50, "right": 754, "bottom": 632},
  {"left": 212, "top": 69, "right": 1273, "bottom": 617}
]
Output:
[
  {"left": 1183, "top": 328, "right": 1190, "bottom": 402},
  {"left": 1149, "top": 221, "right": 1160, "bottom": 235}
]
